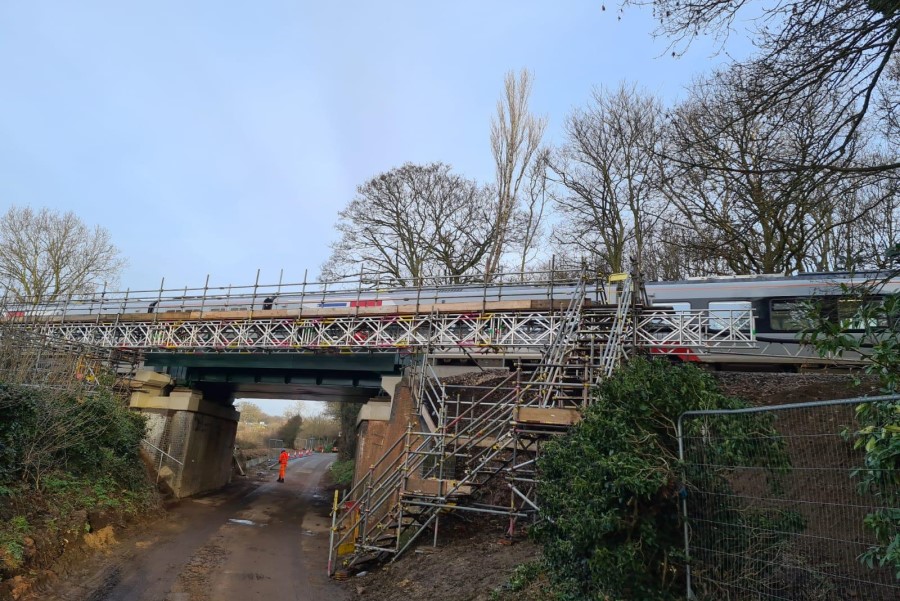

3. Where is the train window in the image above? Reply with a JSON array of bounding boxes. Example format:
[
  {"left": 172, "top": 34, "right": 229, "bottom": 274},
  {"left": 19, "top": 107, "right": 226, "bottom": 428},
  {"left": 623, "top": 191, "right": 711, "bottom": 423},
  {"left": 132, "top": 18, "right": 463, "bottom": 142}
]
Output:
[
  {"left": 836, "top": 297, "right": 887, "bottom": 331},
  {"left": 769, "top": 298, "right": 806, "bottom": 332},
  {"left": 708, "top": 301, "right": 752, "bottom": 332},
  {"left": 658, "top": 302, "right": 692, "bottom": 314}
]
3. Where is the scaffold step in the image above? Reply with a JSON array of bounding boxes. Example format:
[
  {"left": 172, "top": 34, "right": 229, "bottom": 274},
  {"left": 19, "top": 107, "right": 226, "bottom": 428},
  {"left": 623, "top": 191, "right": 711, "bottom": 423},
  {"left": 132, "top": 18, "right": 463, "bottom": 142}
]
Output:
[
  {"left": 402, "top": 477, "right": 472, "bottom": 497},
  {"left": 514, "top": 406, "right": 582, "bottom": 427},
  {"left": 448, "top": 434, "right": 534, "bottom": 450}
]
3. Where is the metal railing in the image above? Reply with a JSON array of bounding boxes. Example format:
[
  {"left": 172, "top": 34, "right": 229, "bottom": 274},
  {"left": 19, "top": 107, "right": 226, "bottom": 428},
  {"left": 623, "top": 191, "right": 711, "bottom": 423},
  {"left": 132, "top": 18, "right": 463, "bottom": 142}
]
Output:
[
  {"left": 140, "top": 438, "right": 185, "bottom": 483},
  {"left": 530, "top": 276, "right": 588, "bottom": 407},
  {"left": 1, "top": 268, "right": 597, "bottom": 319}
]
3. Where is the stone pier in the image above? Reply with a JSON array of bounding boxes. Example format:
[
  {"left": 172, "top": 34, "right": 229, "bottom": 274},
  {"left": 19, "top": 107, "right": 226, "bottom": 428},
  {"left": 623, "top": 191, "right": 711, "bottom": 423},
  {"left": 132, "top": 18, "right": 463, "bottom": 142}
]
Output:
[{"left": 130, "top": 371, "right": 239, "bottom": 498}]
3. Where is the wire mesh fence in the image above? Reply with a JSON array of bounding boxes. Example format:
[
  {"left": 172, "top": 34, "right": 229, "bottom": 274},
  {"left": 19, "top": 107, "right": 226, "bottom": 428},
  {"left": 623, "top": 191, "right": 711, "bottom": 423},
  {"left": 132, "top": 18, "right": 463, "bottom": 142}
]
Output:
[
  {"left": 679, "top": 396, "right": 900, "bottom": 600},
  {"left": 141, "top": 408, "right": 192, "bottom": 480}
]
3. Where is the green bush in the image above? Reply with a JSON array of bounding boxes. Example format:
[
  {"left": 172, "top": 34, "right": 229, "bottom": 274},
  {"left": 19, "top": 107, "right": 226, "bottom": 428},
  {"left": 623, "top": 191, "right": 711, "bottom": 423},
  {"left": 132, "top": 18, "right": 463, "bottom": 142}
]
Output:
[
  {"left": 802, "top": 285, "right": 900, "bottom": 577},
  {"left": 490, "top": 560, "right": 553, "bottom": 601},
  {"left": 534, "top": 358, "right": 794, "bottom": 600},
  {"left": 0, "top": 381, "right": 158, "bottom": 578},
  {"left": 330, "top": 459, "right": 355, "bottom": 485},
  {"left": 0, "top": 515, "right": 29, "bottom": 570},
  {"left": 0, "top": 383, "right": 148, "bottom": 490}
]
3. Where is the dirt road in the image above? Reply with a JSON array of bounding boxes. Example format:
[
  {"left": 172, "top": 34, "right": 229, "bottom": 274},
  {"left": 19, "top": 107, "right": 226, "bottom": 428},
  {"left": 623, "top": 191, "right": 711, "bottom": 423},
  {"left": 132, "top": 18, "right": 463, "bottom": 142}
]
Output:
[{"left": 41, "top": 453, "right": 348, "bottom": 601}]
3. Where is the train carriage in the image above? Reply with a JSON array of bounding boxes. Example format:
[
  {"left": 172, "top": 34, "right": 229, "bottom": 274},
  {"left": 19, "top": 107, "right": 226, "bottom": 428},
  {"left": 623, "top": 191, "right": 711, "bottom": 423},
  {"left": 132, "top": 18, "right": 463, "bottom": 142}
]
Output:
[{"left": 644, "top": 272, "right": 899, "bottom": 368}]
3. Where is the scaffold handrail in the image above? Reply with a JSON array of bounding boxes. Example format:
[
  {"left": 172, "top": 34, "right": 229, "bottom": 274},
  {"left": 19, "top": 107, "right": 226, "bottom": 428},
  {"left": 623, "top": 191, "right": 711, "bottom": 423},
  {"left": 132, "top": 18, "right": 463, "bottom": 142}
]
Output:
[
  {"left": 599, "top": 275, "right": 633, "bottom": 380},
  {"left": 1, "top": 267, "right": 600, "bottom": 318}
]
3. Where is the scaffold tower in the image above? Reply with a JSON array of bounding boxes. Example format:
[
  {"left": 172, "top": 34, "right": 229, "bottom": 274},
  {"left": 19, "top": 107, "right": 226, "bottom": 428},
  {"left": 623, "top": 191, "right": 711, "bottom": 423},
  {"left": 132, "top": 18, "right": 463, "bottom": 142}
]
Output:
[{"left": 326, "top": 272, "right": 755, "bottom": 576}]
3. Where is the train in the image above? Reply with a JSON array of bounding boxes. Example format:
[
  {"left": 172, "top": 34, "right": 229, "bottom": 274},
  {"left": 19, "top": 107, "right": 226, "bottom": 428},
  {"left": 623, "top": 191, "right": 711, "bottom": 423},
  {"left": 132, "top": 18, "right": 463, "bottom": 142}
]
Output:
[
  {"left": 644, "top": 271, "right": 898, "bottom": 367},
  {"left": 3, "top": 271, "right": 897, "bottom": 368}
]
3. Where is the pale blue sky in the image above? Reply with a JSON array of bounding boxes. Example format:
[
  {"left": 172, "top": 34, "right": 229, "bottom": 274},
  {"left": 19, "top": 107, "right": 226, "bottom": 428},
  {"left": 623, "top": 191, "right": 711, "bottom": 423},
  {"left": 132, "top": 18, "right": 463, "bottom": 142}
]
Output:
[
  {"left": 0, "top": 1, "right": 749, "bottom": 295},
  {"left": 1, "top": 2, "right": 757, "bottom": 414}
]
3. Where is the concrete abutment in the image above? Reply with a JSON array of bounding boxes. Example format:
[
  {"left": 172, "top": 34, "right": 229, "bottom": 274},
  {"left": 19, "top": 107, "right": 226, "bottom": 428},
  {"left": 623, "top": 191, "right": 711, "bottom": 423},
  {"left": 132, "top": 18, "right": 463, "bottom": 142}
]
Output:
[{"left": 130, "top": 371, "right": 239, "bottom": 498}]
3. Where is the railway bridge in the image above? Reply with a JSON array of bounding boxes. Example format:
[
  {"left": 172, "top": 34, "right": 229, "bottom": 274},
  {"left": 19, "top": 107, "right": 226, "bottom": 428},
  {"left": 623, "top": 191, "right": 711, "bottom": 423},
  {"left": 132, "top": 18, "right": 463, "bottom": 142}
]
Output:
[{"left": 1, "top": 272, "right": 754, "bottom": 507}]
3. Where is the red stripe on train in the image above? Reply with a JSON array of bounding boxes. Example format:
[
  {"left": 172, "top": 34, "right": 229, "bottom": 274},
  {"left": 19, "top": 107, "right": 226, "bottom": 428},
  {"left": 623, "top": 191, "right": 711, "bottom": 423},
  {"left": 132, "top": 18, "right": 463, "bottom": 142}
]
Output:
[{"left": 649, "top": 346, "right": 701, "bottom": 362}]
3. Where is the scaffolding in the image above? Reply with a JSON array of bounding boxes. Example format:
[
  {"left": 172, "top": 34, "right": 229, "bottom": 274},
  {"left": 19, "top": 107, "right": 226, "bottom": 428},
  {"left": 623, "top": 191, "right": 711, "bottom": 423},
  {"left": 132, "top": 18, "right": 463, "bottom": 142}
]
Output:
[
  {"left": 2, "top": 269, "right": 754, "bottom": 358},
  {"left": 0, "top": 322, "right": 140, "bottom": 398},
  {"left": 327, "top": 273, "right": 758, "bottom": 575}
]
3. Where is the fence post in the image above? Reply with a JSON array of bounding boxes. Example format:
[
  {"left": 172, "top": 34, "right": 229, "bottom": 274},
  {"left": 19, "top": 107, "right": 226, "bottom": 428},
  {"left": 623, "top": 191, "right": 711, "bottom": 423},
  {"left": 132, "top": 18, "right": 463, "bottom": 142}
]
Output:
[{"left": 677, "top": 412, "right": 694, "bottom": 600}]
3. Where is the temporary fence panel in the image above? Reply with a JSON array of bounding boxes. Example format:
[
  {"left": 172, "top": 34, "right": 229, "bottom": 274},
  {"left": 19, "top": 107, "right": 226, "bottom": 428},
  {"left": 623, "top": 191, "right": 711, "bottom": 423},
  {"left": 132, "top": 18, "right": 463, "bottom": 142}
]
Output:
[{"left": 678, "top": 396, "right": 900, "bottom": 600}]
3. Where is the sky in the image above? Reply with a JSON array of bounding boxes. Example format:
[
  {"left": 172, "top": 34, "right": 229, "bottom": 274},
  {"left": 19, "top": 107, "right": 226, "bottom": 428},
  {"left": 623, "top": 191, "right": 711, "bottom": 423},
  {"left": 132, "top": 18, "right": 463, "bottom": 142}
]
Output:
[
  {"left": 0, "top": 1, "right": 753, "bottom": 295},
  {"left": 0, "top": 2, "right": 751, "bottom": 415}
]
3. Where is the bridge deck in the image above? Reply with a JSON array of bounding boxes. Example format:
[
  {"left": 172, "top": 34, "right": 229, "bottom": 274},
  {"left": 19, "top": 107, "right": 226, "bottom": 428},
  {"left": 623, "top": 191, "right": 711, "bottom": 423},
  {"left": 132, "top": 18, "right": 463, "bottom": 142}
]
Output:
[{"left": 31, "top": 299, "right": 585, "bottom": 323}]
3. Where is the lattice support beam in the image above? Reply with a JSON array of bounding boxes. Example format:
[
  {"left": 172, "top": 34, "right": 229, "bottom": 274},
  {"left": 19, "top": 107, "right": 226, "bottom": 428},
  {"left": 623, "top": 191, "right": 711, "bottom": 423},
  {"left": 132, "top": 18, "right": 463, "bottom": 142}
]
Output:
[{"left": 10, "top": 308, "right": 756, "bottom": 355}]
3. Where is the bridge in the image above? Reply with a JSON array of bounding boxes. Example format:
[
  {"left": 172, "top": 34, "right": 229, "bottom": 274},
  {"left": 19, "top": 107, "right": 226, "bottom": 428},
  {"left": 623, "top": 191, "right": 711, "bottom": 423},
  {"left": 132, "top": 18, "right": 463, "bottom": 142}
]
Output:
[
  {"left": 4, "top": 271, "right": 753, "bottom": 355},
  {"left": 1, "top": 272, "right": 755, "bottom": 509}
]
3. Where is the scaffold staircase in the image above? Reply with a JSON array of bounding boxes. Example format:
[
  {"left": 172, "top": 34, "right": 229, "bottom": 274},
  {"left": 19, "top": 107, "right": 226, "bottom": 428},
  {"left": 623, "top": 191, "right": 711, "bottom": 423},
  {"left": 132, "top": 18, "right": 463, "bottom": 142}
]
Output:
[
  {"left": 525, "top": 273, "right": 638, "bottom": 408},
  {"left": 327, "top": 273, "right": 647, "bottom": 575}
]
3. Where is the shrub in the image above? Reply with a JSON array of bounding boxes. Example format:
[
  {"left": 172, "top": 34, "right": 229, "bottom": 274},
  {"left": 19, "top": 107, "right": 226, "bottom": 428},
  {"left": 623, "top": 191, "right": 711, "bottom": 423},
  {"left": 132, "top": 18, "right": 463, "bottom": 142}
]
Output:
[
  {"left": 0, "top": 381, "right": 159, "bottom": 579},
  {"left": 0, "top": 515, "right": 29, "bottom": 570},
  {"left": 0, "top": 383, "right": 147, "bottom": 491},
  {"left": 330, "top": 459, "right": 355, "bottom": 486},
  {"left": 534, "top": 358, "right": 794, "bottom": 600},
  {"left": 802, "top": 284, "right": 900, "bottom": 577}
]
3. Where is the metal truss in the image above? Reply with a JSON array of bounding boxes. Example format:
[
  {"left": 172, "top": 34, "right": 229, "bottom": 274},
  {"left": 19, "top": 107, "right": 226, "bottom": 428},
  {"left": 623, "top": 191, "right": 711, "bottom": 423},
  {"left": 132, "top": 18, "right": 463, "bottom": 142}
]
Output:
[
  {"left": 632, "top": 310, "right": 756, "bottom": 349},
  {"left": 16, "top": 307, "right": 756, "bottom": 355}
]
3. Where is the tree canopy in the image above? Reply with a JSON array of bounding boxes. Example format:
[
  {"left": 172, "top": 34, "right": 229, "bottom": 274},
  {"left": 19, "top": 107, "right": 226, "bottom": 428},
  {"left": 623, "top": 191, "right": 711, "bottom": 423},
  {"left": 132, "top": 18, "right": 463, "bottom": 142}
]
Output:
[
  {"left": 0, "top": 206, "right": 125, "bottom": 304},
  {"left": 321, "top": 162, "right": 499, "bottom": 285},
  {"left": 635, "top": 0, "right": 900, "bottom": 173}
]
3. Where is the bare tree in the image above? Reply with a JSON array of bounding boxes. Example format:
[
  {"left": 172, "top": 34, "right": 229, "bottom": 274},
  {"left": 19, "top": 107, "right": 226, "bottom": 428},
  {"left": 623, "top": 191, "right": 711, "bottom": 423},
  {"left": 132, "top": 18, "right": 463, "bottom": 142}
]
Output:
[
  {"left": 298, "top": 414, "right": 340, "bottom": 441},
  {"left": 485, "top": 69, "right": 547, "bottom": 279},
  {"left": 662, "top": 68, "right": 889, "bottom": 274},
  {"left": 640, "top": 221, "right": 735, "bottom": 280},
  {"left": 812, "top": 173, "right": 900, "bottom": 270},
  {"left": 878, "top": 54, "right": 900, "bottom": 155},
  {"left": 322, "top": 163, "right": 497, "bottom": 285},
  {"left": 633, "top": 0, "right": 900, "bottom": 173},
  {"left": 235, "top": 401, "right": 268, "bottom": 425},
  {"left": 512, "top": 149, "right": 551, "bottom": 277},
  {"left": 548, "top": 84, "right": 667, "bottom": 274},
  {"left": 0, "top": 206, "right": 124, "bottom": 304}
]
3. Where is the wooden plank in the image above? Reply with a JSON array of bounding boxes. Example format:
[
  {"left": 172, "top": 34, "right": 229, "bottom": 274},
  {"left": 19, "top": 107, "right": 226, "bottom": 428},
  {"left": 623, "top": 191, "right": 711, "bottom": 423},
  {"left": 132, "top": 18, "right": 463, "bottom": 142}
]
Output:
[
  {"left": 515, "top": 407, "right": 582, "bottom": 426},
  {"left": 404, "top": 477, "right": 472, "bottom": 497}
]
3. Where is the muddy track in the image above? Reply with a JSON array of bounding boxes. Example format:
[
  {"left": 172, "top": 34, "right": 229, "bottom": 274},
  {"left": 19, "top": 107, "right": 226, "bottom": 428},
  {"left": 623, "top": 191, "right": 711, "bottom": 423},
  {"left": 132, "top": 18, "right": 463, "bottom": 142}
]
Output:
[{"left": 36, "top": 454, "right": 348, "bottom": 601}]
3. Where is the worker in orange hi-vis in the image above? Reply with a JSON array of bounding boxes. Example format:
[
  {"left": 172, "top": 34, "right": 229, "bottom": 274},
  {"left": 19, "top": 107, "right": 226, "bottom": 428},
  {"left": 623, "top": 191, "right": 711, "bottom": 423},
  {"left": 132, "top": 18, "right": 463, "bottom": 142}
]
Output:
[{"left": 277, "top": 449, "right": 289, "bottom": 483}]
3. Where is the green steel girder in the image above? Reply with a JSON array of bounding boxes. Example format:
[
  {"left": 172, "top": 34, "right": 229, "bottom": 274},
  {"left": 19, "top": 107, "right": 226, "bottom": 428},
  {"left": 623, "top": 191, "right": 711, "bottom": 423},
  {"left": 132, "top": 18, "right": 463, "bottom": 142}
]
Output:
[
  {"left": 143, "top": 352, "right": 401, "bottom": 372},
  {"left": 143, "top": 352, "right": 401, "bottom": 390}
]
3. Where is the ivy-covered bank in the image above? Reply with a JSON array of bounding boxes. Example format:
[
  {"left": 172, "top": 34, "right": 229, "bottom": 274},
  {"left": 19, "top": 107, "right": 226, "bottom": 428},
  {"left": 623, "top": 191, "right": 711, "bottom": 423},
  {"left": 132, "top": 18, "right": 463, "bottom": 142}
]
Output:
[{"left": 0, "top": 382, "right": 159, "bottom": 593}]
